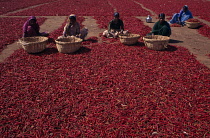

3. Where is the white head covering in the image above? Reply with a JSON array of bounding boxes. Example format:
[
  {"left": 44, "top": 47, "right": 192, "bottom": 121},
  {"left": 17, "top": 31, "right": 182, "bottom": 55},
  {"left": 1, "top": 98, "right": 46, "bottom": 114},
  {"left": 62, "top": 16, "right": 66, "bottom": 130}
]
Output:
[{"left": 69, "top": 14, "right": 76, "bottom": 19}]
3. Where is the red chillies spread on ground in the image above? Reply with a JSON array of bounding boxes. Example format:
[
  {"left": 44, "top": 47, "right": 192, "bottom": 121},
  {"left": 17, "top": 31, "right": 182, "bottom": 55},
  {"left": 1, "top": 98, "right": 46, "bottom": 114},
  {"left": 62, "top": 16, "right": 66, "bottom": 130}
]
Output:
[{"left": 0, "top": 0, "right": 210, "bottom": 137}]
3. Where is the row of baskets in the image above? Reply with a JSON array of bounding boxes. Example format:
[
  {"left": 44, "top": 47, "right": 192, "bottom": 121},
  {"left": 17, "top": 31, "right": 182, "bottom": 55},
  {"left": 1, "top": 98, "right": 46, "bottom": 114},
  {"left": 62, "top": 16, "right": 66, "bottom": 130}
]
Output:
[
  {"left": 19, "top": 36, "right": 83, "bottom": 54},
  {"left": 119, "top": 34, "right": 169, "bottom": 51},
  {"left": 18, "top": 35, "right": 170, "bottom": 54}
]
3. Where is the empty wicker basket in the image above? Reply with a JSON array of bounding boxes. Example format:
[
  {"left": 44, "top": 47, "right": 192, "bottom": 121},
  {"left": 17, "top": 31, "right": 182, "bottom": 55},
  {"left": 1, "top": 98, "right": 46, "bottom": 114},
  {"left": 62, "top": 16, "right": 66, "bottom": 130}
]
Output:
[
  {"left": 55, "top": 36, "right": 83, "bottom": 53},
  {"left": 119, "top": 34, "right": 140, "bottom": 45},
  {"left": 19, "top": 36, "right": 48, "bottom": 53},
  {"left": 185, "top": 21, "right": 200, "bottom": 29},
  {"left": 143, "top": 35, "right": 170, "bottom": 51}
]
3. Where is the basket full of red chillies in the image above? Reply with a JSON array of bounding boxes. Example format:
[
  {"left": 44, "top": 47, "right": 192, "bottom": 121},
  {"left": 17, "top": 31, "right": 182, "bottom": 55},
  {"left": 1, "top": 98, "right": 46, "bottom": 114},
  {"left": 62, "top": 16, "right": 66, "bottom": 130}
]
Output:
[{"left": 185, "top": 18, "right": 200, "bottom": 29}]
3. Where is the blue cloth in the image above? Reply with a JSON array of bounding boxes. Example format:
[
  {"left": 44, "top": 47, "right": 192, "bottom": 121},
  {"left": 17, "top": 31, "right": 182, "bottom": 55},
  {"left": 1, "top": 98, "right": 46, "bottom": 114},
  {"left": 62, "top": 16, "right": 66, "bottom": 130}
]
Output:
[{"left": 170, "top": 9, "right": 193, "bottom": 24}]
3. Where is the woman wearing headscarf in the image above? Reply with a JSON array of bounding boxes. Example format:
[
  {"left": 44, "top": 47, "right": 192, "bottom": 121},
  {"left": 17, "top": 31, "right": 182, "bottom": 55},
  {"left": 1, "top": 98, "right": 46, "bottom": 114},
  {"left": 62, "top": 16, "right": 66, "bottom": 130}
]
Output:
[
  {"left": 23, "top": 16, "right": 48, "bottom": 37},
  {"left": 103, "top": 12, "right": 128, "bottom": 38},
  {"left": 148, "top": 13, "right": 171, "bottom": 37},
  {"left": 62, "top": 14, "right": 88, "bottom": 40},
  {"left": 169, "top": 5, "right": 193, "bottom": 25}
]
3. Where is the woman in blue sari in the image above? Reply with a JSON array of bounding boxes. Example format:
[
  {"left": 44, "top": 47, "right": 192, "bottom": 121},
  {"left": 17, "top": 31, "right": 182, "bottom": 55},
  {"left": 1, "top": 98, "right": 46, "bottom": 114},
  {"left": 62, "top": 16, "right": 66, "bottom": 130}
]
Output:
[{"left": 169, "top": 5, "right": 193, "bottom": 26}]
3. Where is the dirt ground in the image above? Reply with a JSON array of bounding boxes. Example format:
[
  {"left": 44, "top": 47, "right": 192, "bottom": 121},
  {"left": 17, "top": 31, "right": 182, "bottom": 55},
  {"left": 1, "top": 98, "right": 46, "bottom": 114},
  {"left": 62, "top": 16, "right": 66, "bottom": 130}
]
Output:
[{"left": 0, "top": 4, "right": 210, "bottom": 68}]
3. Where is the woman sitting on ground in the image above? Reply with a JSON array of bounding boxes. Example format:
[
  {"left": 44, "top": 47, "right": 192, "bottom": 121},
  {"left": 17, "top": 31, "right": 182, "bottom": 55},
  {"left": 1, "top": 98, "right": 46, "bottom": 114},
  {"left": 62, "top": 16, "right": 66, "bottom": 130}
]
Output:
[
  {"left": 103, "top": 12, "right": 128, "bottom": 38},
  {"left": 147, "top": 13, "right": 171, "bottom": 37},
  {"left": 23, "top": 16, "right": 48, "bottom": 37},
  {"left": 169, "top": 5, "right": 193, "bottom": 26},
  {"left": 61, "top": 14, "right": 88, "bottom": 40}
]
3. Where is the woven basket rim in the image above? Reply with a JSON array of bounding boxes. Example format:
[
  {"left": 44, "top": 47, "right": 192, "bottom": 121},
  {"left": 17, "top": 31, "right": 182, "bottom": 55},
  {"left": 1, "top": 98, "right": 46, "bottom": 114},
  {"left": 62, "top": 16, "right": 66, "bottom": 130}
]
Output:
[
  {"left": 143, "top": 35, "right": 170, "bottom": 41},
  {"left": 55, "top": 37, "right": 82, "bottom": 44},
  {"left": 19, "top": 36, "right": 48, "bottom": 45},
  {"left": 119, "top": 34, "right": 140, "bottom": 38}
]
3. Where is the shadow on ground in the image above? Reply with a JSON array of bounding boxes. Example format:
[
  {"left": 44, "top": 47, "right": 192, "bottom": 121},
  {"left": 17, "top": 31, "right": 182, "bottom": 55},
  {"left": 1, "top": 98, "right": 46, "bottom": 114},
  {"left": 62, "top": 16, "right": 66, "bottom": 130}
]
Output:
[
  {"left": 164, "top": 45, "right": 178, "bottom": 52},
  {"left": 130, "top": 42, "right": 145, "bottom": 47},
  {"left": 31, "top": 46, "right": 91, "bottom": 56},
  {"left": 85, "top": 38, "right": 98, "bottom": 43},
  {"left": 70, "top": 46, "right": 91, "bottom": 55},
  {"left": 169, "top": 39, "right": 183, "bottom": 43},
  {"left": 31, "top": 47, "right": 58, "bottom": 56}
]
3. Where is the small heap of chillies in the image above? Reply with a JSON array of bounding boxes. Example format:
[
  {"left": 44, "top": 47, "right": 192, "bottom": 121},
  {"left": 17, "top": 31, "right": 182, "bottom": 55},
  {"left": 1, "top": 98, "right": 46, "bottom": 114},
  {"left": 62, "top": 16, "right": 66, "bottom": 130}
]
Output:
[{"left": 186, "top": 18, "right": 200, "bottom": 22}]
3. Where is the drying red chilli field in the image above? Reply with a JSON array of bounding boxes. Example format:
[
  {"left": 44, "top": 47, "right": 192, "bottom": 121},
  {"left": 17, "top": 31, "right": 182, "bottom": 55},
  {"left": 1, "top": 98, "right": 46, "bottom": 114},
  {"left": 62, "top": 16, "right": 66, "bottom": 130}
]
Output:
[{"left": 0, "top": 0, "right": 210, "bottom": 137}]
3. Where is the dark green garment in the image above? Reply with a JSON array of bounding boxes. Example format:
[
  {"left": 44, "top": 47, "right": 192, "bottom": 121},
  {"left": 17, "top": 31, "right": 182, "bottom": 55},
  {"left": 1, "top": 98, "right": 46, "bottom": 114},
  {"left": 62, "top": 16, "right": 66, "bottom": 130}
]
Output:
[
  {"left": 152, "top": 21, "right": 171, "bottom": 36},
  {"left": 108, "top": 19, "right": 124, "bottom": 31}
]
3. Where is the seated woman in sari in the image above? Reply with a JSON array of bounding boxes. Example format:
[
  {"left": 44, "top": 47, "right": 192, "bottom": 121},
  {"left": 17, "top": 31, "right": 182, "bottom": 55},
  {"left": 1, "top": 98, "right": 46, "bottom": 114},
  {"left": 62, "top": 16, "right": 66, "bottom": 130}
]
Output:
[
  {"left": 169, "top": 5, "right": 193, "bottom": 25},
  {"left": 23, "top": 16, "right": 48, "bottom": 37},
  {"left": 147, "top": 13, "right": 171, "bottom": 37},
  {"left": 103, "top": 12, "right": 128, "bottom": 38},
  {"left": 61, "top": 14, "right": 88, "bottom": 40}
]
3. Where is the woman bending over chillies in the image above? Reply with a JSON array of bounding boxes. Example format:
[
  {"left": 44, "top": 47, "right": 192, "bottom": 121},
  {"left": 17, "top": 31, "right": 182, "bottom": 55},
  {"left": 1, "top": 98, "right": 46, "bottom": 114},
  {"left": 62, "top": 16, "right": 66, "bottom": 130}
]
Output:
[{"left": 23, "top": 16, "right": 49, "bottom": 37}]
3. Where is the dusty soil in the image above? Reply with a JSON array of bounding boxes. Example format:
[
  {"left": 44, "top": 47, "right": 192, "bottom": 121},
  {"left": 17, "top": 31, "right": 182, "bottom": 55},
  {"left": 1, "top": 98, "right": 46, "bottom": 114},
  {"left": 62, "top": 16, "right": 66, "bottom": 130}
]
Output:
[
  {"left": 82, "top": 16, "right": 104, "bottom": 43},
  {"left": 0, "top": 2, "right": 210, "bottom": 68}
]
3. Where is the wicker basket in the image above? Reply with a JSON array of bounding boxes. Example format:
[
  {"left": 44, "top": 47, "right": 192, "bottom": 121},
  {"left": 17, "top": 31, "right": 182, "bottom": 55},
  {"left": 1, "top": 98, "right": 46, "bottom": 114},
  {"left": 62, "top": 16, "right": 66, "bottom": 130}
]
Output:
[
  {"left": 55, "top": 36, "right": 82, "bottom": 53},
  {"left": 18, "top": 36, "right": 48, "bottom": 53},
  {"left": 119, "top": 34, "right": 140, "bottom": 45},
  {"left": 185, "top": 21, "right": 200, "bottom": 29},
  {"left": 143, "top": 35, "right": 170, "bottom": 51}
]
